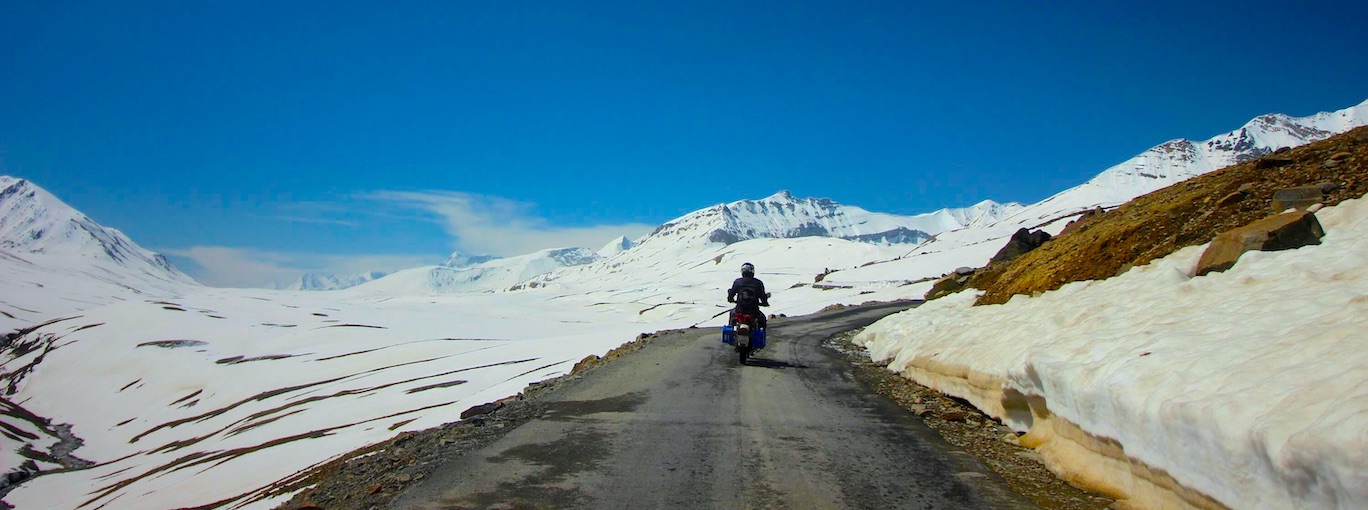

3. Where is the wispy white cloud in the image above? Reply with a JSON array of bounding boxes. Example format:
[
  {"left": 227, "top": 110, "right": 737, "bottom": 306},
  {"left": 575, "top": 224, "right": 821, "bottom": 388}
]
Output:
[
  {"left": 165, "top": 246, "right": 438, "bottom": 288},
  {"left": 363, "top": 190, "right": 656, "bottom": 256},
  {"left": 167, "top": 191, "right": 653, "bottom": 288},
  {"left": 270, "top": 216, "right": 360, "bottom": 227},
  {"left": 263, "top": 201, "right": 363, "bottom": 227}
]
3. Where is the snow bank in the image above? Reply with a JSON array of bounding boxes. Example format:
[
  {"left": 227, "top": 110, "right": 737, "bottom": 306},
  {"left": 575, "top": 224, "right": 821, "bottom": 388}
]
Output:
[{"left": 855, "top": 198, "right": 1368, "bottom": 510}]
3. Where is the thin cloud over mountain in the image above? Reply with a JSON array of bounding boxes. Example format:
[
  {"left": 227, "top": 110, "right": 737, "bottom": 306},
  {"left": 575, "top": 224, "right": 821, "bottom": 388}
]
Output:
[
  {"left": 166, "top": 246, "right": 437, "bottom": 288},
  {"left": 364, "top": 189, "right": 656, "bottom": 258}
]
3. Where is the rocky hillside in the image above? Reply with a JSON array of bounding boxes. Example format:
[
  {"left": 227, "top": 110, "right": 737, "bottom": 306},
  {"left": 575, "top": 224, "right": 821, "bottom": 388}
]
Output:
[{"left": 970, "top": 126, "right": 1368, "bottom": 305}]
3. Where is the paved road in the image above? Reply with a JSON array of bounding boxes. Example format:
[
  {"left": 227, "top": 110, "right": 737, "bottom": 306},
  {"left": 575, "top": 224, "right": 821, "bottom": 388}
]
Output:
[{"left": 391, "top": 301, "right": 1034, "bottom": 509}]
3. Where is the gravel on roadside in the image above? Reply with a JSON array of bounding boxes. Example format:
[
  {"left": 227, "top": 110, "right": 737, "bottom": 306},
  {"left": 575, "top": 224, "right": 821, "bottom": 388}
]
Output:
[{"left": 826, "top": 329, "right": 1114, "bottom": 510}]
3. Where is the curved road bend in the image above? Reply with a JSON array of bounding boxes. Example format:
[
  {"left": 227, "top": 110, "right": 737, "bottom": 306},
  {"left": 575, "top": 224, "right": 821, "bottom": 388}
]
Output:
[{"left": 391, "top": 301, "right": 1034, "bottom": 509}]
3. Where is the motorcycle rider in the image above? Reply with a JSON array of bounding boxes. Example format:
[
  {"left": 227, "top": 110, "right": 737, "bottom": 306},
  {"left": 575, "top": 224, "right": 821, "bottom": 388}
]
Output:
[{"left": 727, "top": 262, "right": 770, "bottom": 330}]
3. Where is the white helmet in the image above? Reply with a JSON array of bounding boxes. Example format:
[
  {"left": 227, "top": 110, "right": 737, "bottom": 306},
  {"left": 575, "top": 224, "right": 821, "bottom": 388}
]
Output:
[{"left": 741, "top": 262, "right": 755, "bottom": 277}]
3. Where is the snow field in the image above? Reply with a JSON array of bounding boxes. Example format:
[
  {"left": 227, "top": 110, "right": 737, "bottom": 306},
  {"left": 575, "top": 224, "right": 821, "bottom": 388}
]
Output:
[
  {"left": 2, "top": 230, "right": 969, "bottom": 510},
  {"left": 3, "top": 289, "right": 683, "bottom": 510},
  {"left": 855, "top": 197, "right": 1368, "bottom": 509}
]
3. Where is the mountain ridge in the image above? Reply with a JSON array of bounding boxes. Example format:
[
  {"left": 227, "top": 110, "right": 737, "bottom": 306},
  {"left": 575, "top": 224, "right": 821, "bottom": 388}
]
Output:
[
  {"left": 1005, "top": 98, "right": 1368, "bottom": 225},
  {"left": 0, "top": 176, "right": 198, "bottom": 332},
  {"left": 597, "top": 236, "right": 636, "bottom": 258},
  {"left": 5, "top": 99, "right": 1365, "bottom": 302},
  {"left": 286, "top": 271, "right": 388, "bottom": 291},
  {"left": 302, "top": 193, "right": 1020, "bottom": 292},
  {"left": 443, "top": 251, "right": 501, "bottom": 268},
  {"left": 346, "top": 246, "right": 603, "bottom": 295},
  {"left": 0, "top": 177, "right": 190, "bottom": 277},
  {"left": 642, "top": 190, "right": 1021, "bottom": 249}
]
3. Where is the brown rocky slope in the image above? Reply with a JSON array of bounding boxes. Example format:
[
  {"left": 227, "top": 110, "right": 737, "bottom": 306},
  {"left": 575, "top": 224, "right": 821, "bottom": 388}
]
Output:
[{"left": 969, "top": 126, "right": 1368, "bottom": 305}]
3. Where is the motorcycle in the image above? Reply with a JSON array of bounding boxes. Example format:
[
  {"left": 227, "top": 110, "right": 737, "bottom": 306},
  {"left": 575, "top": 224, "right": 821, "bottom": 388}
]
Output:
[{"left": 721, "top": 294, "right": 769, "bottom": 365}]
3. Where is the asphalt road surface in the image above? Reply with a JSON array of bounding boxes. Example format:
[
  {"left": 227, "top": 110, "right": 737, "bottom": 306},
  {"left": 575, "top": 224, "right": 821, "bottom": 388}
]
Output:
[{"left": 390, "top": 301, "right": 1035, "bottom": 509}]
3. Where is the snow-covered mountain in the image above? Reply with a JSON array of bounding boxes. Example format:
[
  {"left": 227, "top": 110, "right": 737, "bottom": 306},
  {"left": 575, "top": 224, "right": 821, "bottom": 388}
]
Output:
[
  {"left": 443, "top": 251, "right": 500, "bottom": 268},
  {"left": 284, "top": 99, "right": 1368, "bottom": 300},
  {"left": 597, "top": 235, "right": 636, "bottom": 258},
  {"left": 404, "top": 192, "right": 1021, "bottom": 296},
  {"left": 0, "top": 176, "right": 197, "bottom": 332},
  {"left": 348, "top": 247, "right": 602, "bottom": 295},
  {"left": 282, "top": 251, "right": 505, "bottom": 292},
  {"left": 642, "top": 190, "right": 1019, "bottom": 249},
  {"left": 285, "top": 271, "right": 388, "bottom": 291},
  {"left": 284, "top": 251, "right": 507, "bottom": 292},
  {"left": 912, "top": 200, "right": 1027, "bottom": 232},
  {"left": 815, "top": 98, "right": 1368, "bottom": 307},
  {"left": 0, "top": 177, "right": 186, "bottom": 271},
  {"left": 291, "top": 193, "right": 1020, "bottom": 297},
  {"left": 1006, "top": 98, "right": 1368, "bottom": 226}
]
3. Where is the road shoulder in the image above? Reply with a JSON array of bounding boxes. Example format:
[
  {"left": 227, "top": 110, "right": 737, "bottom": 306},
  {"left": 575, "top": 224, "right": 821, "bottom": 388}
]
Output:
[{"left": 827, "top": 329, "right": 1114, "bottom": 510}]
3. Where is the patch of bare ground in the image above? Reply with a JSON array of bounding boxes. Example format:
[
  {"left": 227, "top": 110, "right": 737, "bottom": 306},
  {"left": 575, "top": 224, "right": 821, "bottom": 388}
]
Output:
[
  {"left": 827, "top": 330, "right": 1114, "bottom": 510},
  {"left": 971, "top": 126, "right": 1368, "bottom": 305}
]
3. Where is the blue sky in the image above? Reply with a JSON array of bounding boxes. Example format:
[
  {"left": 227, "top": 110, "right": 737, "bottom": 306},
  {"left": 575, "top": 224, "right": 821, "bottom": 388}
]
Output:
[{"left": 2, "top": 1, "right": 1366, "bottom": 287}]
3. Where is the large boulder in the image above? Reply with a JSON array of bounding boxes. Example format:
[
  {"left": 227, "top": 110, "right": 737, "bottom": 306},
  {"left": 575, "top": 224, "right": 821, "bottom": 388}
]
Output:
[
  {"left": 924, "top": 267, "right": 977, "bottom": 301},
  {"left": 1195, "top": 211, "right": 1324, "bottom": 276},
  {"left": 990, "top": 228, "right": 1052, "bottom": 264},
  {"left": 1059, "top": 207, "right": 1105, "bottom": 237},
  {"left": 1270, "top": 186, "right": 1325, "bottom": 213},
  {"left": 1255, "top": 155, "right": 1295, "bottom": 169}
]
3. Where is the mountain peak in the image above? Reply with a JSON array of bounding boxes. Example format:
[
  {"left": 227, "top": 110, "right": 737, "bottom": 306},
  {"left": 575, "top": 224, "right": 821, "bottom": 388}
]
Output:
[
  {"left": 353, "top": 246, "right": 602, "bottom": 294},
  {"left": 641, "top": 192, "right": 1023, "bottom": 248},
  {"left": 443, "top": 251, "right": 500, "bottom": 268},
  {"left": 0, "top": 175, "right": 154, "bottom": 261},
  {"left": 763, "top": 190, "right": 796, "bottom": 202},
  {"left": 597, "top": 235, "right": 636, "bottom": 257},
  {"left": 287, "top": 271, "right": 388, "bottom": 291},
  {"left": 541, "top": 246, "right": 601, "bottom": 266},
  {"left": 0, "top": 175, "right": 194, "bottom": 272},
  {"left": 0, "top": 176, "right": 198, "bottom": 331},
  {"left": 1019, "top": 98, "right": 1368, "bottom": 222}
]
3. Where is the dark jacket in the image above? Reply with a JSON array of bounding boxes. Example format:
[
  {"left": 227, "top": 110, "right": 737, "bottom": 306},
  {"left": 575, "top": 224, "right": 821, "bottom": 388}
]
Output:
[{"left": 728, "top": 276, "right": 769, "bottom": 313}]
